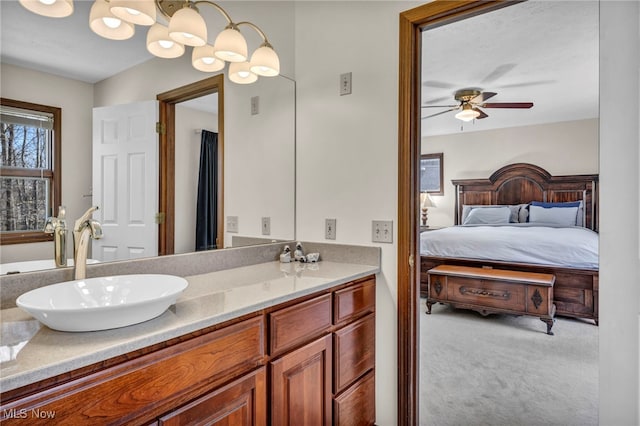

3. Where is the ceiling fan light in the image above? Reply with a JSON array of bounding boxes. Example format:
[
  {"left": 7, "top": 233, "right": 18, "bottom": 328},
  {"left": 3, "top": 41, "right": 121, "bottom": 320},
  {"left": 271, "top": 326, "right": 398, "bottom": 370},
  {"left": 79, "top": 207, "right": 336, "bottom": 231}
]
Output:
[
  {"left": 19, "top": 0, "right": 73, "bottom": 18},
  {"left": 147, "top": 23, "right": 185, "bottom": 58},
  {"left": 229, "top": 62, "right": 258, "bottom": 84},
  {"left": 90, "top": 0, "right": 134, "bottom": 41},
  {"left": 192, "top": 45, "right": 226, "bottom": 73},
  {"left": 168, "top": 7, "right": 207, "bottom": 47},
  {"left": 110, "top": 0, "right": 155, "bottom": 26},
  {"left": 213, "top": 26, "right": 248, "bottom": 63},
  {"left": 249, "top": 44, "right": 280, "bottom": 77},
  {"left": 455, "top": 105, "right": 480, "bottom": 122}
]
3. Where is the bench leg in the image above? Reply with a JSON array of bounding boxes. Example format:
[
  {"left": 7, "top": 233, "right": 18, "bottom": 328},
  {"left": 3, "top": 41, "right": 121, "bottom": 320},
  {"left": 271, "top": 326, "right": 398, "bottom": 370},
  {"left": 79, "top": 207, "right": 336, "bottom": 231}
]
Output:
[
  {"left": 426, "top": 301, "right": 432, "bottom": 315},
  {"left": 541, "top": 318, "right": 555, "bottom": 335}
]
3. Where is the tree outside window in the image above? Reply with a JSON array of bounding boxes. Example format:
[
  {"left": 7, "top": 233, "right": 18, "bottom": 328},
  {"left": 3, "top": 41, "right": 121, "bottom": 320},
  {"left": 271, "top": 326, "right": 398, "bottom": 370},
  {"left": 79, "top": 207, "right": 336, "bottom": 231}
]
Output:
[{"left": 0, "top": 98, "right": 61, "bottom": 245}]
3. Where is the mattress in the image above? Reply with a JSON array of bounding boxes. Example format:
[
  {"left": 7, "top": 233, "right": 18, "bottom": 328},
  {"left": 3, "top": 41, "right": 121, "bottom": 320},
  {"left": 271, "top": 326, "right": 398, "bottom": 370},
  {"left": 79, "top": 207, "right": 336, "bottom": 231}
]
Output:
[{"left": 420, "top": 224, "right": 599, "bottom": 270}]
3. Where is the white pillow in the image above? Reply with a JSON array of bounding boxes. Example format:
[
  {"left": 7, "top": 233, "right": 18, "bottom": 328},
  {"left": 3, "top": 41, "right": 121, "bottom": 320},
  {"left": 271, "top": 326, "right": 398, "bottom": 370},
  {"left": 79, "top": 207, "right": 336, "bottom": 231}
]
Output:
[
  {"left": 463, "top": 206, "right": 511, "bottom": 225},
  {"left": 528, "top": 205, "right": 579, "bottom": 227}
]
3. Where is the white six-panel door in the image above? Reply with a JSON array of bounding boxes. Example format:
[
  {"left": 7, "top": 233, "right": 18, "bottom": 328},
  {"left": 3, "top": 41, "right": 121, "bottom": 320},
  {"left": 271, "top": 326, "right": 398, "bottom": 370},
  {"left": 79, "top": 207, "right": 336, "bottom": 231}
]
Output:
[{"left": 92, "top": 101, "right": 158, "bottom": 262}]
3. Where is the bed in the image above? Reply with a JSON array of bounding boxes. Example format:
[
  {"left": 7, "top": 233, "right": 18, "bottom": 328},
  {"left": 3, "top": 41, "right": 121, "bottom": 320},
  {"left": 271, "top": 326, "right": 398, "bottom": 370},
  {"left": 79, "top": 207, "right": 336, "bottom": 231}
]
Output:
[{"left": 420, "top": 163, "right": 599, "bottom": 323}]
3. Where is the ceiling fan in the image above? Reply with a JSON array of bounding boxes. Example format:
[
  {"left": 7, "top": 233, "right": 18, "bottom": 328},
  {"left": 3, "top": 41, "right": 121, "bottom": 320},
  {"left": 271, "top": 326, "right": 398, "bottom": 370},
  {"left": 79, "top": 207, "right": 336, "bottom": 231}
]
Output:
[{"left": 422, "top": 88, "right": 533, "bottom": 121}]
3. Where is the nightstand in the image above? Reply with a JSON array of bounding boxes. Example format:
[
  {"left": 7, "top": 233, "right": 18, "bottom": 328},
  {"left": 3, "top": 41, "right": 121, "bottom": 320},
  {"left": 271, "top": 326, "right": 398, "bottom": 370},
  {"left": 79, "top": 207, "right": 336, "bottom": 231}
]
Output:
[{"left": 420, "top": 225, "right": 446, "bottom": 232}]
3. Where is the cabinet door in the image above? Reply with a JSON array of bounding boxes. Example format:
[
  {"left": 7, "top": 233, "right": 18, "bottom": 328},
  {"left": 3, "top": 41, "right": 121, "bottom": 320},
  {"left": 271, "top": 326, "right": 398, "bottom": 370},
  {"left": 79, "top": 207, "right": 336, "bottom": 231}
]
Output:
[
  {"left": 158, "top": 367, "right": 266, "bottom": 426},
  {"left": 271, "top": 334, "right": 332, "bottom": 426}
]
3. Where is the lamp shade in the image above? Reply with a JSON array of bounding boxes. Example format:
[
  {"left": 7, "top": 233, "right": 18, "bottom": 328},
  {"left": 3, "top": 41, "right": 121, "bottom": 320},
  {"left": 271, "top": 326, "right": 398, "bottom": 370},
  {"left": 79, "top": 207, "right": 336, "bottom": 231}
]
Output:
[
  {"left": 420, "top": 193, "right": 435, "bottom": 208},
  {"left": 455, "top": 104, "right": 480, "bottom": 122},
  {"left": 213, "top": 26, "right": 248, "bottom": 63},
  {"left": 19, "top": 0, "right": 73, "bottom": 18},
  {"left": 192, "top": 45, "right": 225, "bottom": 73},
  {"left": 229, "top": 62, "right": 258, "bottom": 84},
  {"left": 168, "top": 7, "right": 207, "bottom": 47},
  {"left": 147, "top": 24, "right": 184, "bottom": 59},
  {"left": 89, "top": 0, "right": 134, "bottom": 41},
  {"left": 109, "top": 0, "right": 155, "bottom": 26},
  {"left": 250, "top": 44, "right": 280, "bottom": 77}
]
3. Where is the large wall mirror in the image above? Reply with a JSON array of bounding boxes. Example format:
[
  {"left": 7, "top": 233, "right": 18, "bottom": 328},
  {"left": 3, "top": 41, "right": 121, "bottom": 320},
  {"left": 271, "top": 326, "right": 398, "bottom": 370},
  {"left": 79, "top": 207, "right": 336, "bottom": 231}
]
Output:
[{"left": 0, "top": 0, "right": 296, "bottom": 272}]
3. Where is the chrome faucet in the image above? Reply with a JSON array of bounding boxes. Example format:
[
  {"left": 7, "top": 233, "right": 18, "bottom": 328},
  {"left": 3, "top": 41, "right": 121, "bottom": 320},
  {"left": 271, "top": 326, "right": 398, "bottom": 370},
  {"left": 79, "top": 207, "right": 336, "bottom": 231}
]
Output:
[
  {"left": 43, "top": 206, "right": 68, "bottom": 268},
  {"left": 73, "top": 206, "right": 103, "bottom": 280}
]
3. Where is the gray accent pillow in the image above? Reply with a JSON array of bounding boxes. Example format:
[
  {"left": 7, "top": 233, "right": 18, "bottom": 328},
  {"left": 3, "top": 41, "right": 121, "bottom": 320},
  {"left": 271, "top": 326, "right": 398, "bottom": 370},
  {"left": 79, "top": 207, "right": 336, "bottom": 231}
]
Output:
[{"left": 463, "top": 206, "right": 511, "bottom": 225}]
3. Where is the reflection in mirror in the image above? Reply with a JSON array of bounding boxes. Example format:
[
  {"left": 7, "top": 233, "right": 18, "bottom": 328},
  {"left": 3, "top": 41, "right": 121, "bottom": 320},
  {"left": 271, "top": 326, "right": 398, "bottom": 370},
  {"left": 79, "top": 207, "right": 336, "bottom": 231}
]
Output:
[{"left": 0, "top": 1, "right": 296, "bottom": 273}]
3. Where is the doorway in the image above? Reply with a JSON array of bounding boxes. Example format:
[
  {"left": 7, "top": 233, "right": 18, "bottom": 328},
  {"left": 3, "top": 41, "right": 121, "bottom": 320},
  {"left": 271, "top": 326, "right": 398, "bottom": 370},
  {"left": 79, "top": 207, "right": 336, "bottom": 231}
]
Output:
[
  {"left": 156, "top": 75, "right": 225, "bottom": 256},
  {"left": 397, "top": 2, "right": 600, "bottom": 425}
]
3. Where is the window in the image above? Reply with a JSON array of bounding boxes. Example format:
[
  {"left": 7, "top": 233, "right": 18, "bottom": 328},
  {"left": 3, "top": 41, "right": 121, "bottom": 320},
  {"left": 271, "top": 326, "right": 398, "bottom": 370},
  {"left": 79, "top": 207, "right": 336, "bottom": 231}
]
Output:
[
  {"left": 0, "top": 98, "right": 61, "bottom": 245},
  {"left": 420, "top": 153, "right": 443, "bottom": 196}
]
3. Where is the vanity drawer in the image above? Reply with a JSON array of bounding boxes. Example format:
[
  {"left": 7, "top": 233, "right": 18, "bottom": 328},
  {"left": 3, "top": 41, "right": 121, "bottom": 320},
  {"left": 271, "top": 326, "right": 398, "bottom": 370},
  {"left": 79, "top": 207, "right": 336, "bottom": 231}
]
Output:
[
  {"left": 269, "top": 294, "right": 332, "bottom": 356},
  {"left": 333, "top": 313, "right": 375, "bottom": 394},
  {"left": 333, "top": 277, "right": 375, "bottom": 326},
  {"left": 0, "top": 316, "right": 265, "bottom": 426}
]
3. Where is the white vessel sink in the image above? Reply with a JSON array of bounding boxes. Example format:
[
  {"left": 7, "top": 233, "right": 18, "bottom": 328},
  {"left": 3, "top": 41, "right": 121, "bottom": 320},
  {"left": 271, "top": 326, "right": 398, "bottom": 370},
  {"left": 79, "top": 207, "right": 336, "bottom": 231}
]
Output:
[
  {"left": 1, "top": 259, "right": 100, "bottom": 275},
  {"left": 16, "top": 274, "right": 188, "bottom": 332}
]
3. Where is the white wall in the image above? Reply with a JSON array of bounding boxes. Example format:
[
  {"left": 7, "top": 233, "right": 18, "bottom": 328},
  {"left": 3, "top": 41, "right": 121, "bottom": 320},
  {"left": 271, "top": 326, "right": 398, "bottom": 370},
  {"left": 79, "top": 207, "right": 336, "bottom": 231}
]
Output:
[
  {"left": 422, "top": 118, "right": 599, "bottom": 226},
  {"left": 0, "top": 64, "right": 94, "bottom": 263},
  {"left": 294, "top": 2, "right": 421, "bottom": 424},
  {"left": 599, "top": 1, "right": 640, "bottom": 424},
  {"left": 174, "top": 105, "right": 218, "bottom": 254}
]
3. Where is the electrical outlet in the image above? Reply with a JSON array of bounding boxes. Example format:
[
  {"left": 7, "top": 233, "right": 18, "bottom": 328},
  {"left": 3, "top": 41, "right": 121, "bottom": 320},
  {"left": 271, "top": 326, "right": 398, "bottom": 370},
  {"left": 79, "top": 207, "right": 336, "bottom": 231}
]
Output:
[
  {"left": 340, "top": 72, "right": 352, "bottom": 96},
  {"left": 372, "top": 220, "right": 393, "bottom": 243},
  {"left": 261, "top": 217, "right": 271, "bottom": 235},
  {"left": 251, "top": 96, "right": 259, "bottom": 115},
  {"left": 227, "top": 216, "right": 238, "bottom": 233},
  {"left": 325, "top": 218, "right": 337, "bottom": 240}
]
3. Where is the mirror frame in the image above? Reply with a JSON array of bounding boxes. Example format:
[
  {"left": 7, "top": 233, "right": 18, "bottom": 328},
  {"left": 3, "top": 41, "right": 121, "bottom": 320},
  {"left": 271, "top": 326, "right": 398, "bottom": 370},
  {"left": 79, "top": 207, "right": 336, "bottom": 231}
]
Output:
[
  {"left": 397, "top": 1, "right": 520, "bottom": 425},
  {"left": 157, "top": 74, "right": 225, "bottom": 255}
]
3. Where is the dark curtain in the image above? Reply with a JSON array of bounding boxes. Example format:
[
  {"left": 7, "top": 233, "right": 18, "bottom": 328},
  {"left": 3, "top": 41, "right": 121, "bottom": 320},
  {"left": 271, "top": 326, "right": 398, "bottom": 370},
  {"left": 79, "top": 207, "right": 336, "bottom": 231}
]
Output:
[{"left": 195, "top": 130, "right": 218, "bottom": 251}]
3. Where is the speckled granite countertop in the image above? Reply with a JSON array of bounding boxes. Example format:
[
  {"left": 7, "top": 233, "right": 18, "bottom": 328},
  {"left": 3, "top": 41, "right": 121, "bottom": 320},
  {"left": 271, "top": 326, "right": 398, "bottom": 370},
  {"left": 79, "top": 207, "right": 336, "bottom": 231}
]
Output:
[{"left": 0, "top": 260, "right": 379, "bottom": 393}]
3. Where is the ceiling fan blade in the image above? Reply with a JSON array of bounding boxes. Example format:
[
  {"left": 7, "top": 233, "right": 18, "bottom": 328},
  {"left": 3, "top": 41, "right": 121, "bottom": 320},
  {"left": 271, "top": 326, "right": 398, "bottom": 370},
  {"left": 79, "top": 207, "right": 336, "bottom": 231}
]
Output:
[
  {"left": 421, "top": 104, "right": 458, "bottom": 108},
  {"left": 422, "top": 96, "right": 451, "bottom": 105},
  {"left": 474, "top": 108, "right": 488, "bottom": 119},
  {"left": 421, "top": 107, "right": 458, "bottom": 119},
  {"left": 480, "top": 63, "right": 517, "bottom": 83},
  {"left": 481, "top": 102, "right": 534, "bottom": 109},
  {"left": 422, "top": 80, "right": 456, "bottom": 89},
  {"left": 497, "top": 80, "right": 555, "bottom": 89},
  {"left": 470, "top": 91, "right": 497, "bottom": 103}
]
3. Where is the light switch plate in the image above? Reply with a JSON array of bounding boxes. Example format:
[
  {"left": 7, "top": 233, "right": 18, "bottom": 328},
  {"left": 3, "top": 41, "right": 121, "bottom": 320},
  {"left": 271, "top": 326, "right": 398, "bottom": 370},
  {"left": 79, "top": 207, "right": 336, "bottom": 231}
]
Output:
[
  {"left": 227, "top": 216, "right": 238, "bottom": 233},
  {"left": 340, "top": 72, "right": 352, "bottom": 96},
  {"left": 325, "top": 218, "right": 337, "bottom": 240},
  {"left": 372, "top": 220, "right": 393, "bottom": 243},
  {"left": 261, "top": 217, "right": 271, "bottom": 235}
]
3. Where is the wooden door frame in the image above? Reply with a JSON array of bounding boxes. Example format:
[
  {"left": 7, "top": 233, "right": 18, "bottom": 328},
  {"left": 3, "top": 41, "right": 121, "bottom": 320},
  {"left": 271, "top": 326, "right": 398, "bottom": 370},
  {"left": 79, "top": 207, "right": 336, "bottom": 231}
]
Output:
[
  {"left": 397, "top": 2, "right": 520, "bottom": 425},
  {"left": 157, "top": 74, "right": 225, "bottom": 255}
]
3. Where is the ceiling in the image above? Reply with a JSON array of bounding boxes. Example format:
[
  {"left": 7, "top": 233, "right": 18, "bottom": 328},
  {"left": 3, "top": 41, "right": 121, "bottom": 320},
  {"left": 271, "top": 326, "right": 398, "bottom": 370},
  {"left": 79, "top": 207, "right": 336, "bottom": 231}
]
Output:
[
  {"left": 1, "top": 1, "right": 598, "bottom": 131},
  {"left": 421, "top": 0, "right": 599, "bottom": 136}
]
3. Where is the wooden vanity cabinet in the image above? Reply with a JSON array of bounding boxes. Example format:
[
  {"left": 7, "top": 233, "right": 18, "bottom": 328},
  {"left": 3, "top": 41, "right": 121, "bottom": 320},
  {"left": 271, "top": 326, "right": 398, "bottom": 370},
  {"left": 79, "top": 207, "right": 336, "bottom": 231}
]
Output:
[{"left": 0, "top": 275, "right": 376, "bottom": 425}]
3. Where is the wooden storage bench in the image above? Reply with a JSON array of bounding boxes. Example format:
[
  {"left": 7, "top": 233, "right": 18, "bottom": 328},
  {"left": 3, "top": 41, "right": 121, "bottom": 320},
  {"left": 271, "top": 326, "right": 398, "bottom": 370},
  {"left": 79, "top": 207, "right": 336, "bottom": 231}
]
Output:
[{"left": 427, "top": 265, "right": 557, "bottom": 335}]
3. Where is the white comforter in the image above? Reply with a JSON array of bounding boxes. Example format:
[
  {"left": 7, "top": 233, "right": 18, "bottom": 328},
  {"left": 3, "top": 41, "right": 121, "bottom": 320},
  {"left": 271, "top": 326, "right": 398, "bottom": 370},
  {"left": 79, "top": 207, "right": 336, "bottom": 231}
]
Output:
[{"left": 420, "top": 224, "right": 599, "bottom": 270}]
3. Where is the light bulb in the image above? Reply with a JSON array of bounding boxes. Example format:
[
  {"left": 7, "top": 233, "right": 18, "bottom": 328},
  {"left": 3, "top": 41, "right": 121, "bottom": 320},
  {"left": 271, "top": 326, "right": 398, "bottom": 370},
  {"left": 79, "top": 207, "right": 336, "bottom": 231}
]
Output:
[{"left": 102, "top": 17, "right": 121, "bottom": 29}]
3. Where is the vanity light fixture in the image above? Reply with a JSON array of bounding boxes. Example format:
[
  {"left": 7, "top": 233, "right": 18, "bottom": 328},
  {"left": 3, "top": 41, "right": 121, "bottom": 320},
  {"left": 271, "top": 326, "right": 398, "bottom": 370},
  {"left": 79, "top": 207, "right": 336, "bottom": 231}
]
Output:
[
  {"left": 19, "top": 0, "right": 280, "bottom": 84},
  {"left": 454, "top": 104, "right": 481, "bottom": 122},
  {"left": 19, "top": 0, "right": 73, "bottom": 18}
]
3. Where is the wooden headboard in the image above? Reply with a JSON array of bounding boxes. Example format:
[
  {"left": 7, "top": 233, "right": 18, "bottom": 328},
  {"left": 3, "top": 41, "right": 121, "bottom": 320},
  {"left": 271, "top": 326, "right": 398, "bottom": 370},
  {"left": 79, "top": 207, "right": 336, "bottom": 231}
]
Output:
[{"left": 452, "top": 163, "right": 599, "bottom": 231}]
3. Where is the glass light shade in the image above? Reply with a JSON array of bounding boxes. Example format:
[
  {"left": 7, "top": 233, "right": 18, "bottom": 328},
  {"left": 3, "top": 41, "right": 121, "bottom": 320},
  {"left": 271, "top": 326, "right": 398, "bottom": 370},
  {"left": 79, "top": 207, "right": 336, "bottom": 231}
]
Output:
[
  {"left": 249, "top": 44, "right": 280, "bottom": 77},
  {"left": 110, "top": 0, "right": 155, "bottom": 26},
  {"left": 19, "top": 0, "right": 73, "bottom": 18},
  {"left": 455, "top": 105, "right": 480, "bottom": 122},
  {"left": 229, "top": 62, "right": 258, "bottom": 84},
  {"left": 213, "top": 27, "right": 248, "bottom": 63},
  {"left": 168, "top": 7, "right": 207, "bottom": 47},
  {"left": 89, "top": 0, "right": 134, "bottom": 41},
  {"left": 147, "top": 24, "right": 185, "bottom": 59},
  {"left": 192, "top": 45, "right": 225, "bottom": 73}
]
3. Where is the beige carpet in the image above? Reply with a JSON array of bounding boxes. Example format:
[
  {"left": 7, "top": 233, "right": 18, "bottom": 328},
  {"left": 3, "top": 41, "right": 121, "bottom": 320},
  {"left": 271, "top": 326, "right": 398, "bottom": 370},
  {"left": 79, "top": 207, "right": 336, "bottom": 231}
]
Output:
[{"left": 419, "top": 300, "right": 598, "bottom": 426}]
